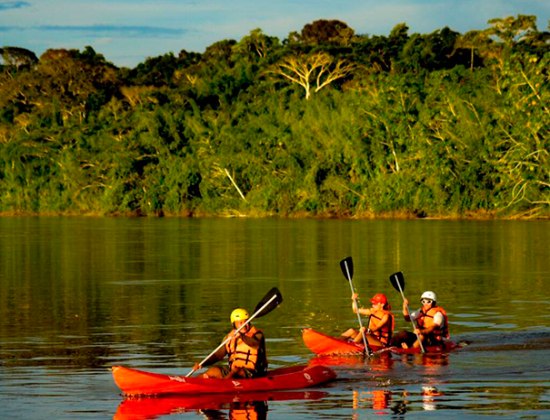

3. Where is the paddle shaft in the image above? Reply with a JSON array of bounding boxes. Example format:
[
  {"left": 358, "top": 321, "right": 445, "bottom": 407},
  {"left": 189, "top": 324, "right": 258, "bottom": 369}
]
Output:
[
  {"left": 187, "top": 293, "right": 278, "bottom": 377},
  {"left": 343, "top": 260, "right": 372, "bottom": 356},
  {"left": 393, "top": 278, "right": 425, "bottom": 353}
]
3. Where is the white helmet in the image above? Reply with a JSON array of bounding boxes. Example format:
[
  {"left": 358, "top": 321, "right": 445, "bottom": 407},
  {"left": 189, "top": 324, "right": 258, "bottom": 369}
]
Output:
[{"left": 421, "top": 291, "right": 437, "bottom": 302}]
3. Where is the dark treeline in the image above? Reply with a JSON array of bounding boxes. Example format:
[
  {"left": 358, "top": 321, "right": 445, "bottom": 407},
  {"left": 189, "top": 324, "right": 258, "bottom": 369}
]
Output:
[{"left": 1, "top": 15, "right": 550, "bottom": 218}]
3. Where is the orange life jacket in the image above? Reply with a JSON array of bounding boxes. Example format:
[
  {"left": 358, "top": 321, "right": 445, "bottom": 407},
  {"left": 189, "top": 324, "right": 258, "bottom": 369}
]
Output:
[
  {"left": 417, "top": 306, "right": 449, "bottom": 341},
  {"left": 225, "top": 326, "right": 267, "bottom": 374},
  {"left": 368, "top": 309, "right": 395, "bottom": 346}
]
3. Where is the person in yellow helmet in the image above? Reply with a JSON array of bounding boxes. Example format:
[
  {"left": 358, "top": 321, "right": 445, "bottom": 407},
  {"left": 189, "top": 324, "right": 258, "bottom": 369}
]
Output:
[{"left": 193, "top": 308, "right": 267, "bottom": 379}]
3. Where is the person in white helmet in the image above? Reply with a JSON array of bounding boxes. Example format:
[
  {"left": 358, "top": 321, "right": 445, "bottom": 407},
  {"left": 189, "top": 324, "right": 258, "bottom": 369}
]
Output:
[{"left": 391, "top": 291, "right": 449, "bottom": 349}]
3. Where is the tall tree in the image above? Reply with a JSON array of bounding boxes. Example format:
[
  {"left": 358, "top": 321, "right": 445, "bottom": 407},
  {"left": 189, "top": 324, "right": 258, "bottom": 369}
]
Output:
[
  {"left": 233, "top": 29, "right": 280, "bottom": 60},
  {"left": 0, "top": 46, "right": 38, "bottom": 69},
  {"left": 456, "top": 30, "right": 490, "bottom": 71},
  {"left": 297, "top": 19, "right": 355, "bottom": 46},
  {"left": 486, "top": 14, "right": 538, "bottom": 47},
  {"left": 269, "top": 52, "right": 354, "bottom": 99}
]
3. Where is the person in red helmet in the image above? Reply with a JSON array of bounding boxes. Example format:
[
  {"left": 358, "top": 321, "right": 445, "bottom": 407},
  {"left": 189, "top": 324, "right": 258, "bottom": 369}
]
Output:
[
  {"left": 193, "top": 308, "right": 267, "bottom": 379},
  {"left": 341, "top": 293, "right": 395, "bottom": 347}
]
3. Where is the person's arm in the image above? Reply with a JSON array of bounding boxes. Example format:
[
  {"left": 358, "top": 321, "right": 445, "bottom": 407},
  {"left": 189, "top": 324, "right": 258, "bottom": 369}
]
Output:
[
  {"left": 203, "top": 346, "right": 227, "bottom": 365},
  {"left": 193, "top": 339, "right": 227, "bottom": 371},
  {"left": 352, "top": 293, "right": 372, "bottom": 316},
  {"left": 403, "top": 298, "right": 412, "bottom": 321}
]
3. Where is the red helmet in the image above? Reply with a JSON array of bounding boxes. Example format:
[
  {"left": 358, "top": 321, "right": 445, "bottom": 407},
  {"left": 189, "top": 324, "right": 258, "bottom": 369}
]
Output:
[{"left": 370, "top": 293, "right": 388, "bottom": 305}]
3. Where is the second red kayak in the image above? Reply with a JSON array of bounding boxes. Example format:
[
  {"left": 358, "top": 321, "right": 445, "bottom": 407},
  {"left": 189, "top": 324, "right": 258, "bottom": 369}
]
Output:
[
  {"left": 303, "top": 328, "right": 459, "bottom": 356},
  {"left": 302, "top": 328, "right": 383, "bottom": 355},
  {"left": 112, "top": 364, "right": 337, "bottom": 396}
]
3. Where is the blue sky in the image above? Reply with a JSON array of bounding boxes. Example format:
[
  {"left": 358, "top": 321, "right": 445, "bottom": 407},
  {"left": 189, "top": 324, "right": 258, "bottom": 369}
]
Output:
[{"left": 1, "top": 0, "right": 549, "bottom": 67}]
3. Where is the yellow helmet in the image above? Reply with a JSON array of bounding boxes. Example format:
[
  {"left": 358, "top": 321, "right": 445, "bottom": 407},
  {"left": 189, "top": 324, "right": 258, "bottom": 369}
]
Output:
[{"left": 230, "top": 308, "right": 249, "bottom": 324}]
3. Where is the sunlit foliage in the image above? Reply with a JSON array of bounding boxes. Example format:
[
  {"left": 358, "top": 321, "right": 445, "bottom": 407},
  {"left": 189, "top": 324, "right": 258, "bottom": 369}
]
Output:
[{"left": 1, "top": 15, "right": 549, "bottom": 218}]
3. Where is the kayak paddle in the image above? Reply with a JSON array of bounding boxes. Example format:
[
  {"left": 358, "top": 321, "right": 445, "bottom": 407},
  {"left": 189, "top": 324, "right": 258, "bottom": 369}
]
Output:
[
  {"left": 389, "top": 272, "right": 425, "bottom": 353},
  {"left": 187, "top": 287, "right": 283, "bottom": 377},
  {"left": 254, "top": 287, "right": 283, "bottom": 318},
  {"left": 340, "top": 256, "right": 372, "bottom": 357}
]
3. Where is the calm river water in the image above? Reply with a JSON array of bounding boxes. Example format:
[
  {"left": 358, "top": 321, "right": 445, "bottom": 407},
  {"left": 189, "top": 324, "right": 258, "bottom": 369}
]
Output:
[{"left": 1, "top": 217, "right": 550, "bottom": 419}]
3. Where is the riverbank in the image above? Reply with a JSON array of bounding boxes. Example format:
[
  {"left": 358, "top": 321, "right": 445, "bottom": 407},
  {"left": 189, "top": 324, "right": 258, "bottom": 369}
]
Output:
[{"left": 1, "top": 207, "right": 548, "bottom": 219}]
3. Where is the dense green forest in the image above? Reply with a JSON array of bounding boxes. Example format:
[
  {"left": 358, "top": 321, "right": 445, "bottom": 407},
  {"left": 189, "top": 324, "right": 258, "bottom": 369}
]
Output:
[{"left": 1, "top": 15, "right": 549, "bottom": 218}]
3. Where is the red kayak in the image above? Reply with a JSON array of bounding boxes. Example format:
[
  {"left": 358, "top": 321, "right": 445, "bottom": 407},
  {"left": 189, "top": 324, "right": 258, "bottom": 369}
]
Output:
[
  {"left": 112, "top": 364, "right": 337, "bottom": 396},
  {"left": 303, "top": 328, "right": 459, "bottom": 356},
  {"left": 302, "top": 328, "right": 384, "bottom": 355},
  {"left": 114, "top": 390, "right": 328, "bottom": 420}
]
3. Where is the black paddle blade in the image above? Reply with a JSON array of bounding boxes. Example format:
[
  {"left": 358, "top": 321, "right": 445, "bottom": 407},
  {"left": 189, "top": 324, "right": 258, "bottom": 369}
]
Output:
[
  {"left": 253, "top": 287, "right": 283, "bottom": 318},
  {"left": 389, "top": 272, "right": 405, "bottom": 292},
  {"left": 340, "top": 257, "right": 354, "bottom": 281}
]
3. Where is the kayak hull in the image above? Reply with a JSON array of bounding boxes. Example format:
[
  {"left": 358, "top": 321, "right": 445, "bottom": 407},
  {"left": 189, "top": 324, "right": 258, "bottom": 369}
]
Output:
[
  {"left": 303, "top": 328, "right": 458, "bottom": 356},
  {"left": 112, "top": 364, "right": 337, "bottom": 396},
  {"left": 302, "top": 328, "right": 384, "bottom": 355}
]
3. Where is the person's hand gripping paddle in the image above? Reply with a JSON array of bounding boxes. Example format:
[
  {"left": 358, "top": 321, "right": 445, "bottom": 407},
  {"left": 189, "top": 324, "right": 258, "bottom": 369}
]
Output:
[
  {"left": 389, "top": 272, "right": 425, "bottom": 353},
  {"left": 340, "top": 257, "right": 372, "bottom": 357}
]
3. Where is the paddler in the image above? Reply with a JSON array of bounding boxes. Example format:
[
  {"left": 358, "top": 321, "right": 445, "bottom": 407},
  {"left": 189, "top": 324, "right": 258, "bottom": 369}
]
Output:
[
  {"left": 341, "top": 293, "right": 395, "bottom": 347},
  {"left": 193, "top": 308, "right": 267, "bottom": 379},
  {"left": 391, "top": 291, "right": 449, "bottom": 349}
]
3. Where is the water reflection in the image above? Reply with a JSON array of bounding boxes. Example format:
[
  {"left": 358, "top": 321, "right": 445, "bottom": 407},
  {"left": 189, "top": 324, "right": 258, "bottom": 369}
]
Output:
[
  {"left": 350, "top": 386, "right": 446, "bottom": 416},
  {"left": 353, "top": 389, "right": 392, "bottom": 412},
  {"left": 421, "top": 386, "right": 445, "bottom": 411},
  {"left": 113, "top": 391, "right": 328, "bottom": 420},
  {"left": 398, "top": 352, "right": 450, "bottom": 370},
  {"left": 308, "top": 353, "right": 395, "bottom": 372},
  {"left": 348, "top": 381, "right": 550, "bottom": 415},
  {"left": 369, "top": 354, "right": 395, "bottom": 373},
  {"left": 308, "top": 351, "right": 449, "bottom": 372}
]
